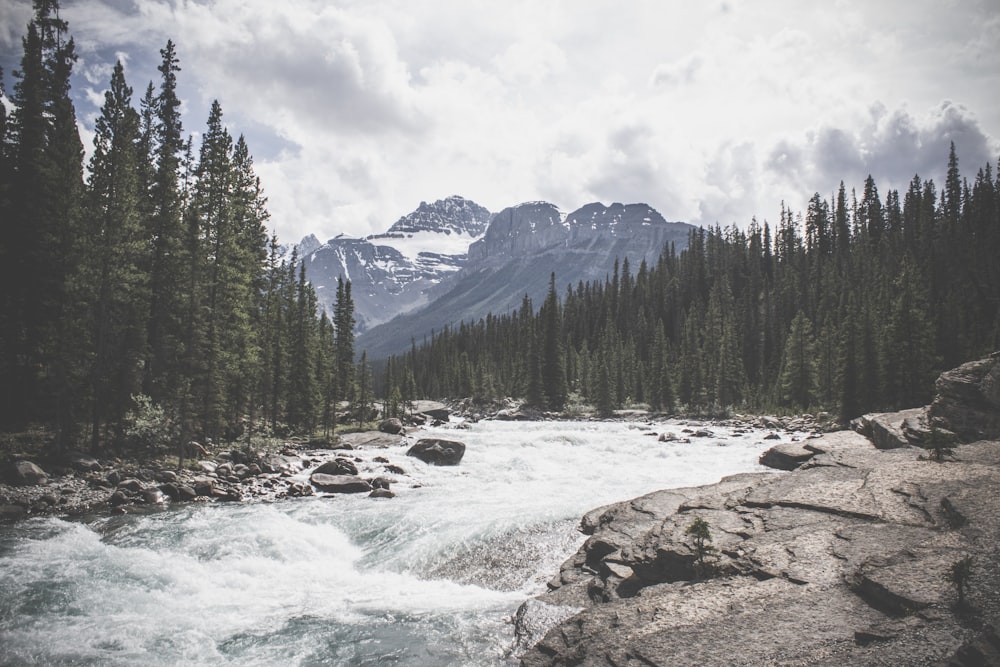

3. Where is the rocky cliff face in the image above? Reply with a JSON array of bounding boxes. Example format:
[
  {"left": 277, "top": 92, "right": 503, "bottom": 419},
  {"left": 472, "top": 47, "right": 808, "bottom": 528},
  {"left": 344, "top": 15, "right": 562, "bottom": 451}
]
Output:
[
  {"left": 302, "top": 196, "right": 490, "bottom": 331},
  {"left": 518, "top": 355, "right": 1000, "bottom": 666},
  {"left": 358, "top": 202, "right": 694, "bottom": 358}
]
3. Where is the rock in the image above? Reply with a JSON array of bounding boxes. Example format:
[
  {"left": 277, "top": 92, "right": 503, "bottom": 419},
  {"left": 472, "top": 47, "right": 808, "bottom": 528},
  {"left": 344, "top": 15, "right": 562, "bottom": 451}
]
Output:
[
  {"left": 192, "top": 477, "right": 215, "bottom": 496},
  {"left": 6, "top": 460, "right": 48, "bottom": 486},
  {"left": 214, "top": 462, "right": 234, "bottom": 478},
  {"left": 108, "top": 490, "right": 129, "bottom": 507},
  {"left": 851, "top": 408, "right": 924, "bottom": 449},
  {"left": 64, "top": 451, "right": 101, "bottom": 472},
  {"left": 411, "top": 400, "right": 450, "bottom": 421},
  {"left": 247, "top": 463, "right": 262, "bottom": 476},
  {"left": 369, "top": 488, "right": 395, "bottom": 499},
  {"left": 105, "top": 469, "right": 121, "bottom": 486},
  {"left": 287, "top": 482, "right": 314, "bottom": 497},
  {"left": 117, "top": 478, "right": 144, "bottom": 493},
  {"left": 370, "top": 476, "right": 392, "bottom": 490},
  {"left": 385, "top": 464, "right": 406, "bottom": 475},
  {"left": 930, "top": 352, "right": 1000, "bottom": 441},
  {"left": 406, "top": 438, "right": 466, "bottom": 466},
  {"left": 763, "top": 432, "right": 781, "bottom": 440},
  {"left": 197, "top": 460, "right": 216, "bottom": 474},
  {"left": 314, "top": 458, "right": 358, "bottom": 476},
  {"left": 141, "top": 488, "right": 166, "bottom": 505},
  {"left": 521, "top": 415, "right": 1000, "bottom": 666},
  {"left": 0, "top": 504, "right": 27, "bottom": 521},
  {"left": 692, "top": 429, "right": 714, "bottom": 438},
  {"left": 758, "top": 441, "right": 814, "bottom": 470},
  {"left": 658, "top": 432, "right": 677, "bottom": 442},
  {"left": 309, "top": 473, "right": 372, "bottom": 494},
  {"left": 379, "top": 418, "right": 404, "bottom": 434},
  {"left": 259, "top": 453, "right": 297, "bottom": 474},
  {"left": 154, "top": 470, "right": 178, "bottom": 483}
]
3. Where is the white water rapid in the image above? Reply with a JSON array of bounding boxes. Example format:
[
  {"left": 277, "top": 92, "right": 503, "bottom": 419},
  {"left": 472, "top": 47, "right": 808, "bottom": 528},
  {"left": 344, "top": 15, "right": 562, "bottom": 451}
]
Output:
[{"left": 0, "top": 419, "right": 782, "bottom": 666}]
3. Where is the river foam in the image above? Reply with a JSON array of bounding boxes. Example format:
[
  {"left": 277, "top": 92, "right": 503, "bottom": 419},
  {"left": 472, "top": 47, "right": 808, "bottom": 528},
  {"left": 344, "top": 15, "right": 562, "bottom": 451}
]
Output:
[{"left": 0, "top": 419, "right": 780, "bottom": 665}]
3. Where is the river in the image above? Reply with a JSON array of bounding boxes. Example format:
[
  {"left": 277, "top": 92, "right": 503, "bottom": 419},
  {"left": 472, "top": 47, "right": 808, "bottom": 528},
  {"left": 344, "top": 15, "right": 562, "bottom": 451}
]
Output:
[{"left": 0, "top": 419, "right": 781, "bottom": 666}]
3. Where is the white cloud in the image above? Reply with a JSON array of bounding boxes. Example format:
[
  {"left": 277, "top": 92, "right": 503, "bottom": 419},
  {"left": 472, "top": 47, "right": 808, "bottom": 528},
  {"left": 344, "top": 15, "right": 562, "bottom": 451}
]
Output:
[{"left": 2, "top": 0, "right": 997, "bottom": 244}]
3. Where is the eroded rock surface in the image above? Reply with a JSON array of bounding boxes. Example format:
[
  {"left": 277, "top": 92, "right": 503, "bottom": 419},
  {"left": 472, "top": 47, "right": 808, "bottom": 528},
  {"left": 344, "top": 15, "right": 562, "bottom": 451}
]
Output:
[{"left": 521, "top": 427, "right": 1000, "bottom": 666}]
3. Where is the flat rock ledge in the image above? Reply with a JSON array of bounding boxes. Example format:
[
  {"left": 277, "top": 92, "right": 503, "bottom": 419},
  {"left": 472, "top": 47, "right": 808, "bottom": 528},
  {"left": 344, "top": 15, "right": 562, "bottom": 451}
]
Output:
[{"left": 519, "top": 358, "right": 1000, "bottom": 666}]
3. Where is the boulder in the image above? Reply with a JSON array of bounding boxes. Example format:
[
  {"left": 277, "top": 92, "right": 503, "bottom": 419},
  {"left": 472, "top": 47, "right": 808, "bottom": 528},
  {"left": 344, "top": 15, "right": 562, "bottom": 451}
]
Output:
[
  {"left": 406, "top": 438, "right": 466, "bottom": 466},
  {"left": 370, "top": 476, "right": 392, "bottom": 490},
  {"left": 930, "top": 352, "right": 1000, "bottom": 441},
  {"left": 259, "top": 453, "right": 297, "bottom": 474},
  {"left": 6, "top": 460, "right": 48, "bottom": 486},
  {"left": 310, "top": 473, "right": 372, "bottom": 494},
  {"left": 851, "top": 409, "right": 924, "bottom": 449},
  {"left": 379, "top": 418, "right": 404, "bottom": 434},
  {"left": 314, "top": 458, "right": 358, "bottom": 476},
  {"left": 369, "top": 488, "right": 395, "bottom": 499},
  {"left": 411, "top": 400, "right": 450, "bottom": 421},
  {"left": 64, "top": 450, "right": 101, "bottom": 472},
  {"left": 117, "top": 478, "right": 144, "bottom": 493},
  {"left": 759, "top": 441, "right": 814, "bottom": 470},
  {"left": 192, "top": 477, "right": 215, "bottom": 496}
]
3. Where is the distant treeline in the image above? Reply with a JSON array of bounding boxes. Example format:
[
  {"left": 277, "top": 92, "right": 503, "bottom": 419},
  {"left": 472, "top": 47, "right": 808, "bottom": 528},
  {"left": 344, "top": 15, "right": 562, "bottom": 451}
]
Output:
[
  {"left": 0, "top": 3, "right": 357, "bottom": 455},
  {"left": 389, "top": 145, "right": 1000, "bottom": 420}
]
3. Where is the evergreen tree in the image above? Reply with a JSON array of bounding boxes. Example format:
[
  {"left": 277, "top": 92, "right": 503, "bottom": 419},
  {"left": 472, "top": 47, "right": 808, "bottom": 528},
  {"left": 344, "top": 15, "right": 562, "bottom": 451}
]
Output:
[
  {"left": 778, "top": 311, "right": 816, "bottom": 410},
  {"left": 540, "top": 273, "right": 568, "bottom": 411},
  {"left": 82, "top": 60, "right": 148, "bottom": 452}
]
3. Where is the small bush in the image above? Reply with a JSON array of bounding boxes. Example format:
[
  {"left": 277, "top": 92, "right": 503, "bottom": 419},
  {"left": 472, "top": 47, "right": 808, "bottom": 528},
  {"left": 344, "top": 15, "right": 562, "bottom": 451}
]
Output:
[{"left": 123, "top": 394, "right": 179, "bottom": 456}]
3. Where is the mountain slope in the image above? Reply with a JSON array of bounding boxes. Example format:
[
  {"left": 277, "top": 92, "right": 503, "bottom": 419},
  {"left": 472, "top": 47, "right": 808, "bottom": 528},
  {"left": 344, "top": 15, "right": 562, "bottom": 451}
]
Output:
[
  {"left": 302, "top": 196, "right": 490, "bottom": 330},
  {"left": 357, "top": 201, "right": 695, "bottom": 358}
]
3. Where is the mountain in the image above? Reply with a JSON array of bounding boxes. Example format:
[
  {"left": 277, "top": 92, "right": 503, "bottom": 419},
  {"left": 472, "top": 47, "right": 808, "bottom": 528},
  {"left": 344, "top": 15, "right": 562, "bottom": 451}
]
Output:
[
  {"left": 301, "top": 196, "right": 490, "bottom": 331},
  {"left": 356, "top": 201, "right": 696, "bottom": 359}
]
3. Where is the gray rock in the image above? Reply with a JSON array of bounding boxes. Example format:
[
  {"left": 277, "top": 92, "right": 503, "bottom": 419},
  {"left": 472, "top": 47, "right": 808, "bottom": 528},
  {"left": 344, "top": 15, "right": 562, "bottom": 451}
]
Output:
[
  {"left": 64, "top": 451, "right": 101, "bottom": 472},
  {"left": 758, "top": 442, "right": 813, "bottom": 470},
  {"left": 314, "top": 458, "right": 358, "bottom": 476},
  {"left": 411, "top": 400, "right": 450, "bottom": 421},
  {"left": 406, "top": 438, "right": 466, "bottom": 465},
  {"left": 851, "top": 408, "right": 924, "bottom": 449},
  {"left": 930, "top": 352, "right": 1000, "bottom": 441},
  {"left": 379, "top": 418, "right": 404, "bottom": 434},
  {"left": 6, "top": 460, "right": 48, "bottom": 486},
  {"left": 368, "top": 488, "right": 395, "bottom": 499},
  {"left": 521, "top": 422, "right": 1000, "bottom": 666},
  {"left": 310, "top": 473, "right": 372, "bottom": 494}
]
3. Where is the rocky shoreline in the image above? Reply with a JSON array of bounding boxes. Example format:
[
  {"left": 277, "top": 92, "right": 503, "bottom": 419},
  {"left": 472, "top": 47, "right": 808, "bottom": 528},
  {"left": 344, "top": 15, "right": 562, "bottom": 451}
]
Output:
[{"left": 517, "top": 353, "right": 1000, "bottom": 666}]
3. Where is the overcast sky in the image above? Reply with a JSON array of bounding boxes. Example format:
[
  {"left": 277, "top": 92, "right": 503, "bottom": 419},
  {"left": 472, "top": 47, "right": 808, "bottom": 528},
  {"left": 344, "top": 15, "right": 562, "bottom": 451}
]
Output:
[{"left": 2, "top": 0, "right": 999, "bottom": 244}]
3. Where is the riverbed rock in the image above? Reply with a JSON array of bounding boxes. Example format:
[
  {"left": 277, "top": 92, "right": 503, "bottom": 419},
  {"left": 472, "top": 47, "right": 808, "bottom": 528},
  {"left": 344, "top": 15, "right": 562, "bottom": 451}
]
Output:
[
  {"left": 310, "top": 473, "right": 372, "bottom": 494},
  {"left": 379, "top": 418, "right": 404, "bottom": 434},
  {"left": 369, "top": 488, "right": 395, "bottom": 499},
  {"left": 520, "top": 358, "right": 1000, "bottom": 665},
  {"left": 314, "top": 458, "right": 358, "bottom": 476},
  {"left": 5, "top": 460, "right": 48, "bottom": 486},
  {"left": 407, "top": 438, "right": 466, "bottom": 466}
]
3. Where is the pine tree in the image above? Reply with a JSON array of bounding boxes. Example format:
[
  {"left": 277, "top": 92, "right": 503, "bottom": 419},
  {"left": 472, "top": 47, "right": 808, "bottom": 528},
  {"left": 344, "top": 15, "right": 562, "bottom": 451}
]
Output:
[
  {"left": 779, "top": 311, "right": 816, "bottom": 410},
  {"left": 540, "top": 273, "right": 568, "bottom": 411},
  {"left": 82, "top": 60, "right": 148, "bottom": 452}
]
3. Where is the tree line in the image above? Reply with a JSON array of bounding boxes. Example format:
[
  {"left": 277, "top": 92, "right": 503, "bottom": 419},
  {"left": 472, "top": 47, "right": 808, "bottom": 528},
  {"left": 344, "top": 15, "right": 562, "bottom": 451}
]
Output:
[
  {"left": 0, "top": 2, "right": 357, "bottom": 457},
  {"left": 387, "top": 144, "right": 1000, "bottom": 421}
]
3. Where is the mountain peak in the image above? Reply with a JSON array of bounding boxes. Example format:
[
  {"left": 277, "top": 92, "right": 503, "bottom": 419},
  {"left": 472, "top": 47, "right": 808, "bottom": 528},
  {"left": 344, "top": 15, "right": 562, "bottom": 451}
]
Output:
[{"left": 386, "top": 196, "right": 491, "bottom": 237}]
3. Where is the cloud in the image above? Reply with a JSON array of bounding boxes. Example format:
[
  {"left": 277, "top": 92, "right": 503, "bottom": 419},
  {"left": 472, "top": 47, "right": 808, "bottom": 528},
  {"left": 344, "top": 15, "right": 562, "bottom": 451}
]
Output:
[
  {"left": 650, "top": 53, "right": 704, "bottom": 88},
  {"left": 765, "top": 101, "right": 999, "bottom": 201}
]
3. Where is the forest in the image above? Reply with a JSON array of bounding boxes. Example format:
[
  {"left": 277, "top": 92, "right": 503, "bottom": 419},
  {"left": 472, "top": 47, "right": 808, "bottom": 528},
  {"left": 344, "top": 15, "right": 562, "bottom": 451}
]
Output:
[
  {"left": 3, "top": 3, "right": 999, "bottom": 464},
  {"left": 0, "top": 3, "right": 358, "bottom": 458},
  {"left": 388, "top": 145, "right": 1000, "bottom": 421}
]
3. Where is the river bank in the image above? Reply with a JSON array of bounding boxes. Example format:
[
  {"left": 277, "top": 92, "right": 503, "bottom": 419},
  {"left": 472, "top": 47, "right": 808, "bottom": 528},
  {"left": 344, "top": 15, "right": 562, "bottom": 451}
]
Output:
[{"left": 517, "top": 354, "right": 1000, "bottom": 666}]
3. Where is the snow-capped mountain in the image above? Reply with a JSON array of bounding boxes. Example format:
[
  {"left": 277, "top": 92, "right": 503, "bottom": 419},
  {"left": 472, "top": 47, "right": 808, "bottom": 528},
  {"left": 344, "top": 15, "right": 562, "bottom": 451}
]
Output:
[
  {"left": 301, "top": 196, "right": 491, "bottom": 331},
  {"left": 356, "top": 201, "right": 696, "bottom": 358}
]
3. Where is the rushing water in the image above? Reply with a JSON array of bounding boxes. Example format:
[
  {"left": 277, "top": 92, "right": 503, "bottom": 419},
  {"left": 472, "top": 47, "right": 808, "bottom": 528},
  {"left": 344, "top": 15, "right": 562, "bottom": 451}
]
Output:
[{"left": 0, "top": 420, "right": 780, "bottom": 666}]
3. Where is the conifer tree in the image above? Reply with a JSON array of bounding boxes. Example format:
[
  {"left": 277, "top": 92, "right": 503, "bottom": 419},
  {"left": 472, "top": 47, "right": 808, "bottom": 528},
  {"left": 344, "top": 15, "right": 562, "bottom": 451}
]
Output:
[{"left": 83, "top": 60, "right": 148, "bottom": 451}]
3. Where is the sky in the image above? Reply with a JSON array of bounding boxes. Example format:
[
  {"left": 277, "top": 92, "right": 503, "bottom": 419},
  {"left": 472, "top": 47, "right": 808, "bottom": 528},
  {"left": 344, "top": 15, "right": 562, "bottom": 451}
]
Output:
[{"left": 2, "top": 0, "right": 999, "bottom": 246}]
